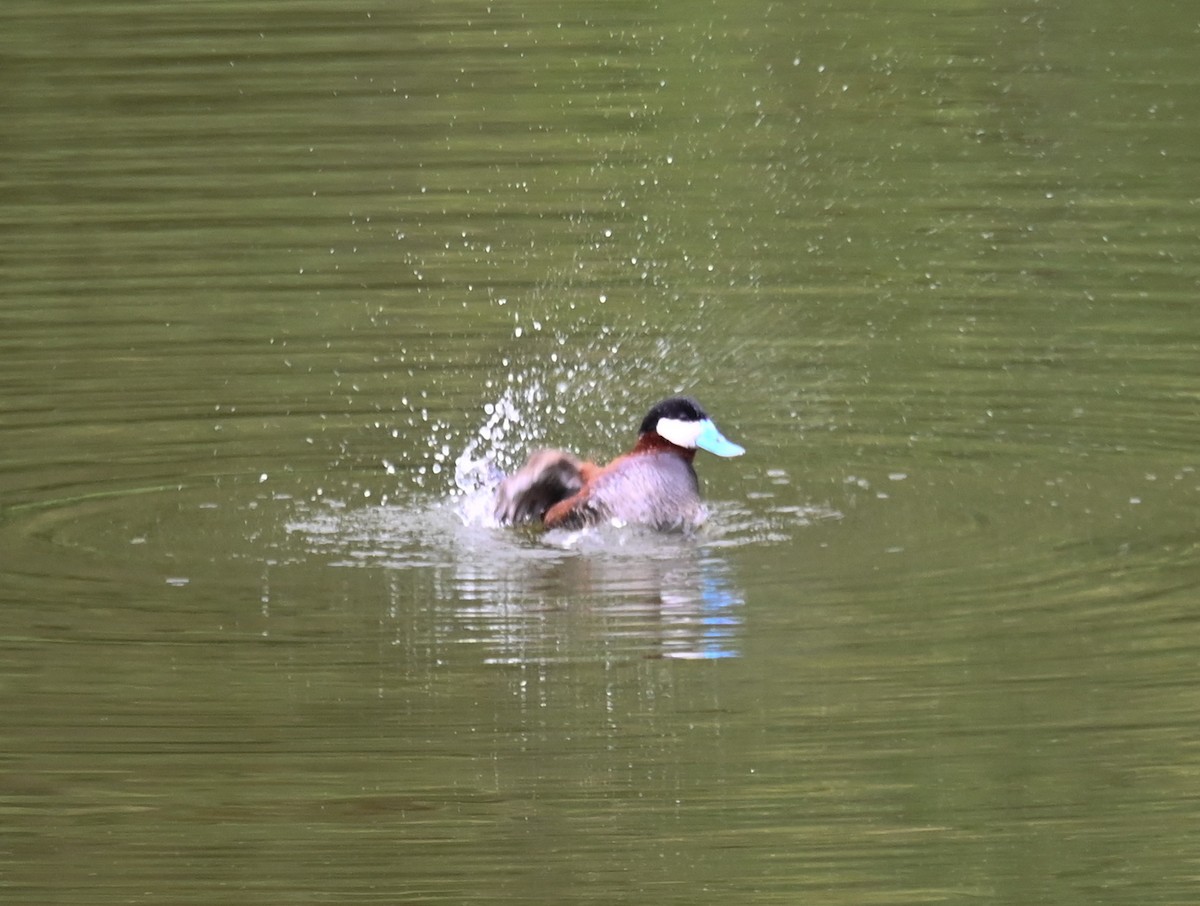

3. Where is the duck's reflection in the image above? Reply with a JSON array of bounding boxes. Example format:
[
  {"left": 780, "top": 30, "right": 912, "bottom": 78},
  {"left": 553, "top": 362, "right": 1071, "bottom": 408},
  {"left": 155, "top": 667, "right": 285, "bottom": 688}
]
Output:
[
  {"left": 450, "top": 532, "right": 744, "bottom": 664},
  {"left": 285, "top": 495, "right": 746, "bottom": 665}
]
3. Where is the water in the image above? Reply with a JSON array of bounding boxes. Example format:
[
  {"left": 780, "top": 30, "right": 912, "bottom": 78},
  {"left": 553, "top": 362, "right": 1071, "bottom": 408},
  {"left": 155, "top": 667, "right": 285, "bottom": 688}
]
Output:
[{"left": 3, "top": 1, "right": 1200, "bottom": 902}]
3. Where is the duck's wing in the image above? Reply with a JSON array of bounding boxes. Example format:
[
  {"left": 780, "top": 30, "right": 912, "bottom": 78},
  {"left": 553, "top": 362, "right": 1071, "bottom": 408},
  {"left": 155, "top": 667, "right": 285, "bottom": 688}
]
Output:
[
  {"left": 494, "top": 449, "right": 589, "bottom": 526},
  {"left": 544, "top": 451, "right": 701, "bottom": 531}
]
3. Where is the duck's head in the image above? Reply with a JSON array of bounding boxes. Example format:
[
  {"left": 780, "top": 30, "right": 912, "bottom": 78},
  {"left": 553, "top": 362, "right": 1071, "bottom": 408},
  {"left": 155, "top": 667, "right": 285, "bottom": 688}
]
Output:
[{"left": 638, "top": 396, "right": 745, "bottom": 457}]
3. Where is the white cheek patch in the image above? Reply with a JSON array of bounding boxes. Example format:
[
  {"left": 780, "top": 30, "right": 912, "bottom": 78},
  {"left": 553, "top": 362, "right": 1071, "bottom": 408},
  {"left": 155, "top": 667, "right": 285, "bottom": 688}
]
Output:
[{"left": 656, "top": 416, "right": 704, "bottom": 448}]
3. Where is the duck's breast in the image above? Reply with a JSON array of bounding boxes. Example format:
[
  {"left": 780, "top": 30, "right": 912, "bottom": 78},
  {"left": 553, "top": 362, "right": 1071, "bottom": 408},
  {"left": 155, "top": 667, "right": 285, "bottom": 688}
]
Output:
[{"left": 589, "top": 451, "right": 704, "bottom": 529}]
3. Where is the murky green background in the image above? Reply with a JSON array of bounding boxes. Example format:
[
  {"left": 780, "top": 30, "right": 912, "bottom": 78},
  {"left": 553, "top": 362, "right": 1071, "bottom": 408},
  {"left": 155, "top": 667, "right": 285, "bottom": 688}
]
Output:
[{"left": 3, "top": 1, "right": 1199, "bottom": 902}]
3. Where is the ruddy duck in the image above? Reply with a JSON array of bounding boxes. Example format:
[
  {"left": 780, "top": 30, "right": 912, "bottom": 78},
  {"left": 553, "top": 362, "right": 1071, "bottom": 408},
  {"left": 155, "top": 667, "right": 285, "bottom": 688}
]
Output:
[{"left": 494, "top": 396, "right": 744, "bottom": 531}]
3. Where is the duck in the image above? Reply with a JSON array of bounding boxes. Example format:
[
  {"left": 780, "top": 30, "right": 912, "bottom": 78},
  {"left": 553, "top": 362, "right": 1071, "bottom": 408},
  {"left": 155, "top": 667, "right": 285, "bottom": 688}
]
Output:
[{"left": 493, "top": 396, "right": 744, "bottom": 532}]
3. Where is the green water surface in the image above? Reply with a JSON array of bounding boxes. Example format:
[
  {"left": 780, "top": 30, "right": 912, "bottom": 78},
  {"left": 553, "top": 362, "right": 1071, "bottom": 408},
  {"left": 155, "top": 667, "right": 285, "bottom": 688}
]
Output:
[{"left": 2, "top": 1, "right": 1199, "bottom": 903}]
